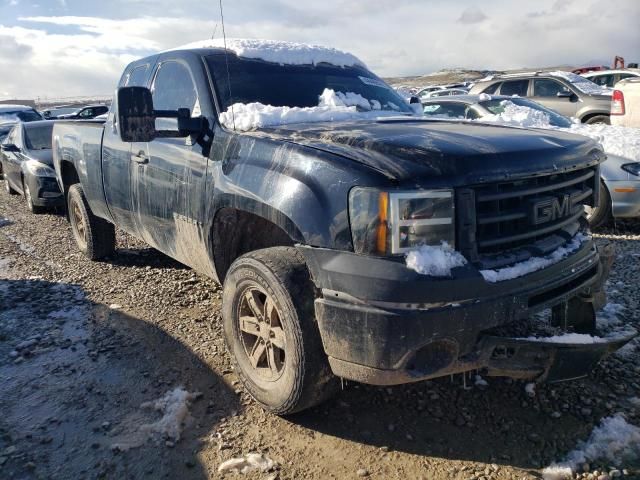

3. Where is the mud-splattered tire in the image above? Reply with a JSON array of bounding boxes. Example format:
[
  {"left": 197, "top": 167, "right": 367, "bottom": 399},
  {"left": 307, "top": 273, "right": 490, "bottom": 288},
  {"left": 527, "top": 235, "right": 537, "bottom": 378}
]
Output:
[
  {"left": 222, "top": 247, "right": 338, "bottom": 415},
  {"left": 67, "top": 184, "right": 115, "bottom": 260},
  {"left": 586, "top": 180, "right": 611, "bottom": 229}
]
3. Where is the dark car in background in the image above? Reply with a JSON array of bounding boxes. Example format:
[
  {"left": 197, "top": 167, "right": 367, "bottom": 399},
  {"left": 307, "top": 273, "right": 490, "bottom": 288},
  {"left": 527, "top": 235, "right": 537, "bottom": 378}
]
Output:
[
  {"left": 1, "top": 121, "right": 63, "bottom": 213},
  {"left": 54, "top": 105, "right": 109, "bottom": 120},
  {"left": 469, "top": 71, "right": 612, "bottom": 124}
]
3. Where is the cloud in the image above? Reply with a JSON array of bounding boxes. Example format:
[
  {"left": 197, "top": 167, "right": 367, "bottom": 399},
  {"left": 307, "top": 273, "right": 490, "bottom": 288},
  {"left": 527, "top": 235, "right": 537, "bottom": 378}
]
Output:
[
  {"left": 457, "top": 6, "right": 488, "bottom": 24},
  {"left": 0, "top": 0, "right": 638, "bottom": 99}
]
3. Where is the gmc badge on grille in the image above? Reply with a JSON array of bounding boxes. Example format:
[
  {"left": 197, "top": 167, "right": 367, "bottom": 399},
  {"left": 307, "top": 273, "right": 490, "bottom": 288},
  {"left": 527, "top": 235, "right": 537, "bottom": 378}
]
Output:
[{"left": 530, "top": 193, "right": 579, "bottom": 225}]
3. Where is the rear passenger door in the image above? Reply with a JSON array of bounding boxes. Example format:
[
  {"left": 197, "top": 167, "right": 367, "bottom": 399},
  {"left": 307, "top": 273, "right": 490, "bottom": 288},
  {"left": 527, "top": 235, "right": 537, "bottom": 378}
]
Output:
[
  {"left": 531, "top": 78, "right": 578, "bottom": 117},
  {"left": 498, "top": 79, "right": 529, "bottom": 97}
]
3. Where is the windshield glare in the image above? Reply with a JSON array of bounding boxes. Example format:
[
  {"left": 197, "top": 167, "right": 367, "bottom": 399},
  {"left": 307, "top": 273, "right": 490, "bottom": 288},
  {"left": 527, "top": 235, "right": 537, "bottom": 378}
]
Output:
[
  {"left": 0, "top": 110, "right": 42, "bottom": 122},
  {"left": 207, "top": 54, "right": 411, "bottom": 114},
  {"left": 25, "top": 125, "right": 54, "bottom": 150},
  {"left": 480, "top": 98, "right": 572, "bottom": 128}
]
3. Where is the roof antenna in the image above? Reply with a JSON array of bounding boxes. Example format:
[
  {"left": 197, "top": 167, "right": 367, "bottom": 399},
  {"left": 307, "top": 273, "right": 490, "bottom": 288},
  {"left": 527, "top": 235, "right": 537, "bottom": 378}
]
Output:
[
  {"left": 210, "top": 23, "right": 218, "bottom": 39},
  {"left": 219, "top": 0, "right": 235, "bottom": 130}
]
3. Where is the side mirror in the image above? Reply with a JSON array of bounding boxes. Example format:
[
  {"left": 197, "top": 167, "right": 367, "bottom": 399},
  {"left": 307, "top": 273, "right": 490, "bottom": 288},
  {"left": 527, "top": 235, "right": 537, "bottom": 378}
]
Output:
[
  {"left": 409, "top": 96, "right": 421, "bottom": 104},
  {"left": 1, "top": 144, "right": 19, "bottom": 152},
  {"left": 116, "top": 86, "right": 207, "bottom": 143},
  {"left": 557, "top": 90, "right": 573, "bottom": 98}
]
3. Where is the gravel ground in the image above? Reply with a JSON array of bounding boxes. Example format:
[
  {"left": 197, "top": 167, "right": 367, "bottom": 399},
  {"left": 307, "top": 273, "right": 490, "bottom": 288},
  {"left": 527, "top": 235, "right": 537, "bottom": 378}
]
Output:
[{"left": 1, "top": 182, "right": 639, "bottom": 480}]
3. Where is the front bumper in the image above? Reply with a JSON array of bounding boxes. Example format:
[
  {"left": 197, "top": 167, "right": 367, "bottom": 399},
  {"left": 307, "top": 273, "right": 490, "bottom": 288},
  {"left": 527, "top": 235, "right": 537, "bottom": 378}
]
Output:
[
  {"left": 608, "top": 179, "right": 640, "bottom": 218},
  {"left": 299, "top": 241, "right": 634, "bottom": 385},
  {"left": 25, "top": 175, "right": 64, "bottom": 207}
]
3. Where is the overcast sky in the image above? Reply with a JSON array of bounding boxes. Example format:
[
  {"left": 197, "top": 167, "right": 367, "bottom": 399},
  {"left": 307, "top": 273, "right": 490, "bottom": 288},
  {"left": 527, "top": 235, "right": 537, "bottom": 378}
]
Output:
[{"left": 0, "top": 0, "right": 638, "bottom": 99}]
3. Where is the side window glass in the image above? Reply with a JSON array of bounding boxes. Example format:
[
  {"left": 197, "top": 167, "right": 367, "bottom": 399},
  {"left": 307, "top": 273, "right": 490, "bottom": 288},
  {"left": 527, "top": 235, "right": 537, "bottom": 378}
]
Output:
[
  {"left": 79, "top": 109, "right": 93, "bottom": 117},
  {"left": 152, "top": 61, "right": 198, "bottom": 113},
  {"left": 500, "top": 80, "right": 529, "bottom": 96},
  {"left": 533, "top": 79, "right": 569, "bottom": 96},
  {"left": 483, "top": 82, "right": 500, "bottom": 95},
  {"left": 125, "top": 65, "right": 149, "bottom": 87},
  {"left": 591, "top": 75, "right": 612, "bottom": 87}
]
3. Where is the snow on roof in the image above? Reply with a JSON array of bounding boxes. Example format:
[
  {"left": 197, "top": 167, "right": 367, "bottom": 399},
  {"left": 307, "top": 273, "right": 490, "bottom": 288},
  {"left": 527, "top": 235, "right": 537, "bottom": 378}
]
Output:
[
  {"left": 0, "top": 104, "right": 33, "bottom": 112},
  {"left": 168, "top": 38, "right": 366, "bottom": 68},
  {"left": 547, "top": 71, "right": 612, "bottom": 95}
]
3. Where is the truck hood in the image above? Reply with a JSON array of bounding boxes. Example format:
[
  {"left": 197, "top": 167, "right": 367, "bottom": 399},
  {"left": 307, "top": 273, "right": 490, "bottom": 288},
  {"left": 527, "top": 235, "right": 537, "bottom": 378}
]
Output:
[{"left": 259, "top": 119, "right": 604, "bottom": 185}]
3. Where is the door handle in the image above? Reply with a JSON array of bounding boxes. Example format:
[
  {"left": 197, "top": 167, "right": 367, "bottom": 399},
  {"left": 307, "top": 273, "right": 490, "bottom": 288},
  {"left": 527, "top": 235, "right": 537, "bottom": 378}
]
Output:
[{"left": 131, "top": 150, "right": 149, "bottom": 164}]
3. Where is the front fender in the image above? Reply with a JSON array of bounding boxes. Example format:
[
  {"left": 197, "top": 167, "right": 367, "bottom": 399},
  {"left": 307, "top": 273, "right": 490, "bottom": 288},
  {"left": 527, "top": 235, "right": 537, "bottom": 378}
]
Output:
[{"left": 209, "top": 131, "right": 373, "bottom": 250}]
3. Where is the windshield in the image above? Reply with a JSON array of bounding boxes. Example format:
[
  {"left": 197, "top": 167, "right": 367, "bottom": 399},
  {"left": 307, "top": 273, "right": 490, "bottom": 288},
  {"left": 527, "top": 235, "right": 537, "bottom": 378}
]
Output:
[
  {"left": 207, "top": 54, "right": 411, "bottom": 114},
  {"left": 0, "top": 109, "right": 43, "bottom": 122},
  {"left": 24, "top": 124, "right": 53, "bottom": 150},
  {"left": 479, "top": 97, "right": 572, "bottom": 127}
]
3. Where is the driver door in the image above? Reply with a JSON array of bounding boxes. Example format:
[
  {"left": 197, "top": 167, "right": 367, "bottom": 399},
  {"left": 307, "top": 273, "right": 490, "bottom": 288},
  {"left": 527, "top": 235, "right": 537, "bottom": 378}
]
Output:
[{"left": 532, "top": 78, "right": 578, "bottom": 117}]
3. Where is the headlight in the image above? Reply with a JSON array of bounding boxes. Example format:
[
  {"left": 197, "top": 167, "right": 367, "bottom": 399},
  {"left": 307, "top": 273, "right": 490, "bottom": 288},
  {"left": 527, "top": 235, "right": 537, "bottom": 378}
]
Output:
[
  {"left": 349, "top": 188, "right": 455, "bottom": 255},
  {"left": 23, "top": 160, "right": 55, "bottom": 177},
  {"left": 621, "top": 163, "right": 640, "bottom": 177}
]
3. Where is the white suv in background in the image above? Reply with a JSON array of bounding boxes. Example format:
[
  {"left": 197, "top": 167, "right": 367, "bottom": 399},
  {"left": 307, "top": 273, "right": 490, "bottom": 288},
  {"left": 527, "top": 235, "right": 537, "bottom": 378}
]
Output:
[
  {"left": 611, "top": 77, "right": 640, "bottom": 128},
  {"left": 582, "top": 69, "right": 640, "bottom": 88}
]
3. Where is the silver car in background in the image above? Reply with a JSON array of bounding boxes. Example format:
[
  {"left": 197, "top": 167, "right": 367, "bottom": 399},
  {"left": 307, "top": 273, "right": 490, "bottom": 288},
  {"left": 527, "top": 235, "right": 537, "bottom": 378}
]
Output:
[{"left": 421, "top": 95, "right": 640, "bottom": 227}]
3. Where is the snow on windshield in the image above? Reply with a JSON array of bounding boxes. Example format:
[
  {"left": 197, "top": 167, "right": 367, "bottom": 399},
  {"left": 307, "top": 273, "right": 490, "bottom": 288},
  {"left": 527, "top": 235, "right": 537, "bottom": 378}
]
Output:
[
  {"left": 475, "top": 100, "right": 640, "bottom": 162},
  {"left": 219, "top": 88, "right": 411, "bottom": 131},
  {"left": 548, "top": 71, "right": 612, "bottom": 96},
  {"left": 168, "top": 38, "right": 366, "bottom": 68}
]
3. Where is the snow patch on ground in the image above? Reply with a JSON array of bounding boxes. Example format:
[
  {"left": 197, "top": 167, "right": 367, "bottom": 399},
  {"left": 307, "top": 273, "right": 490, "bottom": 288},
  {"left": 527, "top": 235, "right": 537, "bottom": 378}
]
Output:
[
  {"left": 220, "top": 88, "right": 407, "bottom": 131},
  {"left": 140, "top": 387, "right": 199, "bottom": 442},
  {"left": 405, "top": 241, "right": 468, "bottom": 277},
  {"left": 476, "top": 101, "right": 640, "bottom": 162},
  {"left": 169, "top": 38, "right": 366, "bottom": 68},
  {"left": 480, "top": 233, "right": 588, "bottom": 283},
  {"left": 543, "top": 414, "right": 640, "bottom": 479},
  {"left": 218, "top": 453, "right": 276, "bottom": 474},
  {"left": 518, "top": 332, "right": 609, "bottom": 344}
]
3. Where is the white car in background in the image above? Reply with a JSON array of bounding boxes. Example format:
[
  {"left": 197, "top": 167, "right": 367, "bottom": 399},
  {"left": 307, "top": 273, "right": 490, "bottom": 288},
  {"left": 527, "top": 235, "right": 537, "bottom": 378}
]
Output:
[
  {"left": 421, "top": 88, "right": 469, "bottom": 98},
  {"left": 611, "top": 78, "right": 640, "bottom": 128},
  {"left": 582, "top": 69, "right": 640, "bottom": 88}
]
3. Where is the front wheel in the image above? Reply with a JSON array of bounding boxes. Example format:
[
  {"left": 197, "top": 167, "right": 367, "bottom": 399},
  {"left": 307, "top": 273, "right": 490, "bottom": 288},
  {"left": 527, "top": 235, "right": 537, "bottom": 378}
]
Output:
[
  {"left": 222, "top": 247, "right": 338, "bottom": 415},
  {"left": 23, "top": 181, "right": 44, "bottom": 214},
  {"left": 585, "top": 180, "right": 612, "bottom": 229},
  {"left": 67, "top": 184, "right": 115, "bottom": 260}
]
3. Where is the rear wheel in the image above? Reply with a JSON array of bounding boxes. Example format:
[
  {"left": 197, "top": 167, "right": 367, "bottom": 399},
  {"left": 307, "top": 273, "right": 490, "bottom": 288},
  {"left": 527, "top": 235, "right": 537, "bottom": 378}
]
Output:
[
  {"left": 67, "top": 184, "right": 115, "bottom": 260},
  {"left": 585, "top": 180, "right": 611, "bottom": 229},
  {"left": 584, "top": 115, "right": 610, "bottom": 125},
  {"left": 222, "top": 247, "right": 338, "bottom": 415},
  {"left": 23, "top": 181, "right": 44, "bottom": 214}
]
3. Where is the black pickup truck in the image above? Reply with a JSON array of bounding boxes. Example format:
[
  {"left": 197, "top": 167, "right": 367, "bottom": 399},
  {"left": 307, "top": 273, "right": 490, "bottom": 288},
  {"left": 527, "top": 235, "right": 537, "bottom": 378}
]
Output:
[{"left": 53, "top": 40, "right": 633, "bottom": 414}]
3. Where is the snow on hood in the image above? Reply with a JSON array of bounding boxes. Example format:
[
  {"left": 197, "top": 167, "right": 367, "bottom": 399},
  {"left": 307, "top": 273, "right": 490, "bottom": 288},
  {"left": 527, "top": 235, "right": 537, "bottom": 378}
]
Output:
[
  {"left": 548, "top": 71, "right": 612, "bottom": 96},
  {"left": 219, "top": 88, "right": 409, "bottom": 131},
  {"left": 168, "top": 38, "right": 366, "bottom": 68},
  {"left": 476, "top": 101, "right": 640, "bottom": 162}
]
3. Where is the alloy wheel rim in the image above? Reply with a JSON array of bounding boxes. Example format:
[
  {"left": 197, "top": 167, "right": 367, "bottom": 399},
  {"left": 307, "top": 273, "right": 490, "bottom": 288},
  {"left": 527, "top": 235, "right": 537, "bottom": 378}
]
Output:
[
  {"left": 70, "top": 199, "right": 87, "bottom": 249},
  {"left": 238, "top": 285, "right": 287, "bottom": 381}
]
